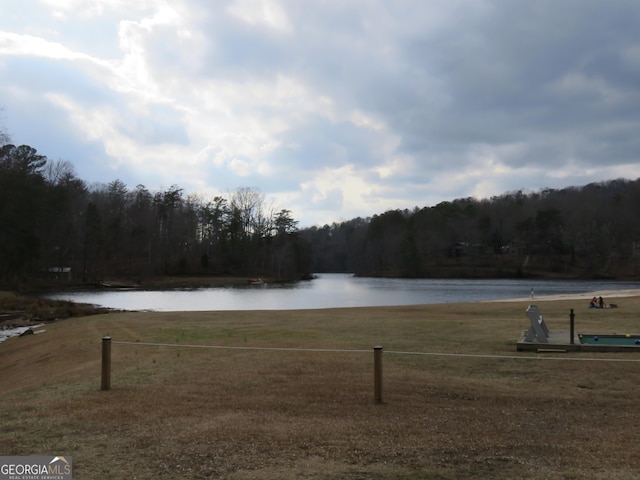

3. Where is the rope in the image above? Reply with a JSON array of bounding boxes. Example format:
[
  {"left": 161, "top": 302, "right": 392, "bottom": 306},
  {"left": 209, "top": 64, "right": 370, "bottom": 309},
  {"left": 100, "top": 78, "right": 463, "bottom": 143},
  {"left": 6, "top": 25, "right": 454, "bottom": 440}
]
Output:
[
  {"left": 385, "top": 350, "right": 640, "bottom": 363},
  {"left": 111, "top": 341, "right": 640, "bottom": 363},
  {"left": 113, "top": 341, "right": 369, "bottom": 354}
]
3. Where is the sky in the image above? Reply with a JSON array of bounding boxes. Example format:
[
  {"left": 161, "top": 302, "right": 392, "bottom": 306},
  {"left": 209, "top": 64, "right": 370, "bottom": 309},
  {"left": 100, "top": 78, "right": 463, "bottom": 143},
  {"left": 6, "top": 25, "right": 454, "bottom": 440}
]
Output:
[{"left": 1, "top": 0, "right": 640, "bottom": 227}]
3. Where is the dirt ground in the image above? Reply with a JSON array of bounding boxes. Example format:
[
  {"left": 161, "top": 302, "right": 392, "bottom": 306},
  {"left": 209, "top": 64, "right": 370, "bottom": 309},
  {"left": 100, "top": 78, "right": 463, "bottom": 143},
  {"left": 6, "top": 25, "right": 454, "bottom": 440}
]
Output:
[{"left": 1, "top": 295, "right": 640, "bottom": 479}]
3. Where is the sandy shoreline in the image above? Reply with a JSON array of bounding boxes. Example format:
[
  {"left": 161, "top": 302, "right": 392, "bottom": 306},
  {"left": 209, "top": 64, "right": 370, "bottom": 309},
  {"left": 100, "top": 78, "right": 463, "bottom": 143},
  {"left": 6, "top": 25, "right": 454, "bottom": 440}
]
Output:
[{"left": 488, "top": 288, "right": 640, "bottom": 303}]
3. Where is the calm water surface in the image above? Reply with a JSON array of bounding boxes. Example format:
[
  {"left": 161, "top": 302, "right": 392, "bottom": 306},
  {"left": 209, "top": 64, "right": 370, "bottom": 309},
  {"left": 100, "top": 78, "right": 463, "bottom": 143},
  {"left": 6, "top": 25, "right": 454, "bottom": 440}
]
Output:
[{"left": 44, "top": 274, "right": 640, "bottom": 312}]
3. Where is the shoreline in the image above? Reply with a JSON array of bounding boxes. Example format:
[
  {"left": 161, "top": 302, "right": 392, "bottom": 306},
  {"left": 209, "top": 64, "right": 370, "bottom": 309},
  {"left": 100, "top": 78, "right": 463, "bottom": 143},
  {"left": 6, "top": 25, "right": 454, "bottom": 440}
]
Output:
[
  {"left": 2, "top": 287, "right": 639, "bottom": 343},
  {"left": 486, "top": 288, "right": 640, "bottom": 303}
]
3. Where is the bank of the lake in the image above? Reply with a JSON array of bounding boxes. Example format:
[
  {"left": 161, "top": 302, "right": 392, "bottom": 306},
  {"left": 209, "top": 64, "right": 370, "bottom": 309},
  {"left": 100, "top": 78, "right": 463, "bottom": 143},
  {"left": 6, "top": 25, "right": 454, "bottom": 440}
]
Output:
[{"left": 3, "top": 274, "right": 639, "bottom": 342}]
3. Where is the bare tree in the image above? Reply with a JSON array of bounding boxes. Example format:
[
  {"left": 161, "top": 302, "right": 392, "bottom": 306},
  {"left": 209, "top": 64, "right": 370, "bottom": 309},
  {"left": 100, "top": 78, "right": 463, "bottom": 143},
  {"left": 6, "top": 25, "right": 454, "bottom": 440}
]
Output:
[
  {"left": 229, "top": 186, "right": 266, "bottom": 238},
  {"left": 44, "top": 159, "right": 78, "bottom": 185},
  {"left": 0, "top": 107, "right": 10, "bottom": 146}
]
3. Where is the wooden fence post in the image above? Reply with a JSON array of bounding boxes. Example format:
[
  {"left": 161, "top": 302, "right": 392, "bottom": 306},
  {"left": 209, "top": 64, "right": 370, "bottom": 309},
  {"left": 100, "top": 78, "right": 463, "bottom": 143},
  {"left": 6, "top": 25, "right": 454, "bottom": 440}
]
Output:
[
  {"left": 570, "top": 309, "right": 575, "bottom": 345},
  {"left": 101, "top": 336, "right": 112, "bottom": 391},
  {"left": 374, "top": 345, "right": 383, "bottom": 404}
]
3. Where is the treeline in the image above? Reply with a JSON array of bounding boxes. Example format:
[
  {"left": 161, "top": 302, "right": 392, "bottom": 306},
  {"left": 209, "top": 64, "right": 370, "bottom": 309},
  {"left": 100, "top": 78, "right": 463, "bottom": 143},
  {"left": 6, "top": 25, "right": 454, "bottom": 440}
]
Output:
[
  {"left": 301, "top": 178, "right": 640, "bottom": 279},
  {"left": 3, "top": 139, "right": 640, "bottom": 288},
  {"left": 0, "top": 144, "right": 311, "bottom": 288}
]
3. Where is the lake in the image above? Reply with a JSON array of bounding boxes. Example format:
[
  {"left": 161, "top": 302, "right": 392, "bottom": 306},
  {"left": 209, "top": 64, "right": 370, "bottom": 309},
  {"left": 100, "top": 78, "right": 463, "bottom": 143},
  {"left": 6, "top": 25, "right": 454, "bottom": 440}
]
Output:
[{"left": 44, "top": 274, "right": 640, "bottom": 312}]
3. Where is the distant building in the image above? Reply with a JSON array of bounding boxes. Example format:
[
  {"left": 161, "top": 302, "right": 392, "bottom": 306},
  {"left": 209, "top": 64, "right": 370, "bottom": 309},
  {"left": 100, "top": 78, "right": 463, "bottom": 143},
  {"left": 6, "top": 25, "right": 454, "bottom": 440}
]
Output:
[{"left": 45, "top": 267, "right": 72, "bottom": 281}]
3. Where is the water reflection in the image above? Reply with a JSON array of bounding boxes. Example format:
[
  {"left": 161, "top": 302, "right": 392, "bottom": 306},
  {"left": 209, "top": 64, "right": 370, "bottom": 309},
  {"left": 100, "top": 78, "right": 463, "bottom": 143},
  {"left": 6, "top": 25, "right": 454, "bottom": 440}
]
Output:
[{"left": 43, "top": 274, "right": 640, "bottom": 312}]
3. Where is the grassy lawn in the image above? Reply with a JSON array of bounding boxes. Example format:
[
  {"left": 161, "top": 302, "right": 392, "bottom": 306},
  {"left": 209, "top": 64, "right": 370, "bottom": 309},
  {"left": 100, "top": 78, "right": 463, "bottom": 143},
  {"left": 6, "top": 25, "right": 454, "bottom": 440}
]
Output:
[{"left": 1, "top": 296, "right": 640, "bottom": 479}]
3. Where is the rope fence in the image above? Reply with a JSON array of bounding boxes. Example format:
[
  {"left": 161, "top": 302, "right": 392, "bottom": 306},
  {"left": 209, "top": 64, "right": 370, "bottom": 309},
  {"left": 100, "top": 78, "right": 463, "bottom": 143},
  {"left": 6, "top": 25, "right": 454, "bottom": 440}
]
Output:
[
  {"left": 112, "top": 340, "right": 371, "bottom": 354},
  {"left": 100, "top": 337, "right": 640, "bottom": 402}
]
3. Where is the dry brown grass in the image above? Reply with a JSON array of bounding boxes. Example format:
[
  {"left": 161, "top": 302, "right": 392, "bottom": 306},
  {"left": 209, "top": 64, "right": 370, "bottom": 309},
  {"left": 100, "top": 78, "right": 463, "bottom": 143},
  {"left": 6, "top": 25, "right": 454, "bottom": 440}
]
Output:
[{"left": 2, "top": 297, "right": 640, "bottom": 479}]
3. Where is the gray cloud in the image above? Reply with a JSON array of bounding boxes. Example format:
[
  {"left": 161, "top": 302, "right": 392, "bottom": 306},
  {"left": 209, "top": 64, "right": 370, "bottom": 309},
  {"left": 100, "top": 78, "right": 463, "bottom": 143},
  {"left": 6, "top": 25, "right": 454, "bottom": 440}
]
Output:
[{"left": 1, "top": 0, "right": 639, "bottom": 226}]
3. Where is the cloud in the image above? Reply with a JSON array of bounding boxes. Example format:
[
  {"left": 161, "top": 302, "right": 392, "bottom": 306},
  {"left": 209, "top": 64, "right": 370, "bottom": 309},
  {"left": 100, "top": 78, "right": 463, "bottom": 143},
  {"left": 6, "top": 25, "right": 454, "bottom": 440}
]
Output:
[
  {"left": 227, "top": 0, "right": 292, "bottom": 32},
  {"left": 1, "top": 0, "right": 639, "bottom": 227}
]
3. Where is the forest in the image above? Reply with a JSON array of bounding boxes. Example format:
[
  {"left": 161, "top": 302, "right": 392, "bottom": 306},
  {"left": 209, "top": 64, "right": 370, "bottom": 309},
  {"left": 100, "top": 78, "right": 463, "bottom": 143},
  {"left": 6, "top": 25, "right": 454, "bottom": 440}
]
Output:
[
  {"left": 0, "top": 143, "right": 308, "bottom": 288},
  {"left": 302, "top": 178, "right": 640, "bottom": 280},
  {"left": 2, "top": 140, "right": 640, "bottom": 289}
]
